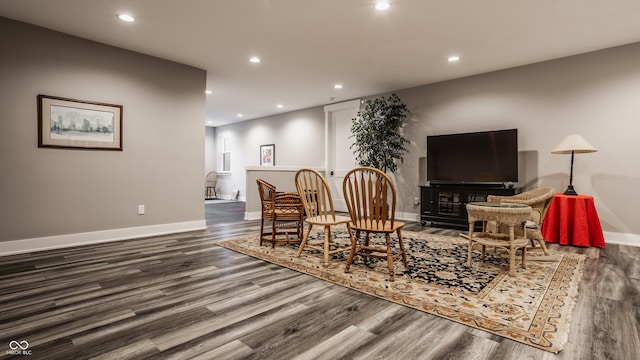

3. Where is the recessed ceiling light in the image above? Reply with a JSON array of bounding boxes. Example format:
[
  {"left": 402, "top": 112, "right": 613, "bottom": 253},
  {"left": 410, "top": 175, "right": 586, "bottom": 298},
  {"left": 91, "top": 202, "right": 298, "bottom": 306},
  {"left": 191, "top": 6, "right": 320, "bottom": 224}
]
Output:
[
  {"left": 277, "top": 104, "right": 284, "bottom": 109},
  {"left": 448, "top": 55, "right": 460, "bottom": 62},
  {"left": 205, "top": 90, "right": 212, "bottom": 95},
  {"left": 207, "top": 121, "right": 213, "bottom": 125},
  {"left": 237, "top": 113, "right": 243, "bottom": 118},
  {"left": 334, "top": 84, "right": 343, "bottom": 89},
  {"left": 118, "top": 14, "right": 135, "bottom": 23},
  {"left": 249, "top": 56, "right": 261, "bottom": 63},
  {"left": 375, "top": 2, "right": 390, "bottom": 11}
]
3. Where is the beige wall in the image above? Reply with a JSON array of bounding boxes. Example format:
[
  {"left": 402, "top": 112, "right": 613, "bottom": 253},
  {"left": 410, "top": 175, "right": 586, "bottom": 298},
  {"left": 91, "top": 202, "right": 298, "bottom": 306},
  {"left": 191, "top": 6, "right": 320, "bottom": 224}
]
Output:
[
  {"left": 211, "top": 42, "right": 640, "bottom": 239},
  {"left": 0, "top": 18, "right": 207, "bottom": 243}
]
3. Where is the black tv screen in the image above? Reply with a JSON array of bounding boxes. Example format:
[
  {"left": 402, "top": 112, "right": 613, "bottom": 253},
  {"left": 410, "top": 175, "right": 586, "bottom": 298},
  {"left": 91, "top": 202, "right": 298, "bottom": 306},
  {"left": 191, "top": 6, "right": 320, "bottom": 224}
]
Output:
[{"left": 427, "top": 129, "right": 518, "bottom": 185}]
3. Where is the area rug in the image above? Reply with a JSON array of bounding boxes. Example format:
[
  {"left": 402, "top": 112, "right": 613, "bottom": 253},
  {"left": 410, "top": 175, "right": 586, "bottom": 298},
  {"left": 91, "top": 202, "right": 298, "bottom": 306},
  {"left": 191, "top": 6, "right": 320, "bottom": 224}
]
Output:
[{"left": 217, "top": 229, "right": 585, "bottom": 353}]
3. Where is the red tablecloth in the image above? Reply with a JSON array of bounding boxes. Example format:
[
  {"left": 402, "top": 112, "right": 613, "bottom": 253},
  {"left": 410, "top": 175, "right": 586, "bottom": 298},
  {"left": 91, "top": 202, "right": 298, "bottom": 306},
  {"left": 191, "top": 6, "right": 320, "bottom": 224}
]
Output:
[{"left": 541, "top": 194, "right": 605, "bottom": 247}]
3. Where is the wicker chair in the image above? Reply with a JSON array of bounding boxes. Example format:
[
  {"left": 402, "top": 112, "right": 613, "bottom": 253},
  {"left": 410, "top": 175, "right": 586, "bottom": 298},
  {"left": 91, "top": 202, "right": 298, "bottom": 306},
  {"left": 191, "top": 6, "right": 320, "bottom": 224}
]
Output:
[
  {"left": 294, "top": 169, "right": 352, "bottom": 266},
  {"left": 487, "top": 187, "right": 556, "bottom": 255},
  {"left": 342, "top": 167, "right": 407, "bottom": 281},
  {"left": 205, "top": 171, "right": 218, "bottom": 199},
  {"left": 466, "top": 203, "right": 532, "bottom": 276},
  {"left": 256, "top": 179, "right": 304, "bottom": 247}
]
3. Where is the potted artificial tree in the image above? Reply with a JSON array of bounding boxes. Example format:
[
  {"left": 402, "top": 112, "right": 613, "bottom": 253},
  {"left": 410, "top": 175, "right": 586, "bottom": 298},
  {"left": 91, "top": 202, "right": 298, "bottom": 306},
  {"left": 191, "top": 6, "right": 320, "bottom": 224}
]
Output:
[{"left": 350, "top": 93, "right": 410, "bottom": 173}]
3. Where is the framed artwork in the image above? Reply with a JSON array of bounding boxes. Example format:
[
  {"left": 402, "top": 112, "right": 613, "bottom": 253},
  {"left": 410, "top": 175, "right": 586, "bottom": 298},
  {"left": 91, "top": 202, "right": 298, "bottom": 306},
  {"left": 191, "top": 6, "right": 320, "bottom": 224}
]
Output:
[
  {"left": 38, "top": 94, "right": 123, "bottom": 151},
  {"left": 260, "top": 144, "right": 275, "bottom": 166}
]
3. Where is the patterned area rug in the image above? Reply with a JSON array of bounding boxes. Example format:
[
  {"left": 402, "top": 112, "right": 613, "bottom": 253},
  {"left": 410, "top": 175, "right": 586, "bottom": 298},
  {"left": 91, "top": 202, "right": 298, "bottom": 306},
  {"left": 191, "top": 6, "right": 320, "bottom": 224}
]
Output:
[{"left": 217, "top": 229, "right": 585, "bottom": 353}]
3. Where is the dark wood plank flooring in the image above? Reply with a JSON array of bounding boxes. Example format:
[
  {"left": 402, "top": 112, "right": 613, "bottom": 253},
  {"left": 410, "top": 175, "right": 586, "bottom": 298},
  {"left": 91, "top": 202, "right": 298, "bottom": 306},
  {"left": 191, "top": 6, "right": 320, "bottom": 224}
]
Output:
[{"left": 1, "top": 212, "right": 639, "bottom": 359}]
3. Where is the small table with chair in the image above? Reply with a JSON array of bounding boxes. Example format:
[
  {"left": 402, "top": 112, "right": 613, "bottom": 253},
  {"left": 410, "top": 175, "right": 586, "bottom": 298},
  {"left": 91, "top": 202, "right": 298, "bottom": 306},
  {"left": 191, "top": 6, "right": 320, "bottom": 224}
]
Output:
[
  {"left": 486, "top": 187, "right": 556, "bottom": 255},
  {"left": 466, "top": 202, "right": 532, "bottom": 276}
]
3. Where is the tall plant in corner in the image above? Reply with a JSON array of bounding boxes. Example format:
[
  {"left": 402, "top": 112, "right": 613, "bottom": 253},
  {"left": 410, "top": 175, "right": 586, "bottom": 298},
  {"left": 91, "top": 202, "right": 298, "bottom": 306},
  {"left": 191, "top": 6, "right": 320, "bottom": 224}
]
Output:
[{"left": 350, "top": 93, "right": 410, "bottom": 173}]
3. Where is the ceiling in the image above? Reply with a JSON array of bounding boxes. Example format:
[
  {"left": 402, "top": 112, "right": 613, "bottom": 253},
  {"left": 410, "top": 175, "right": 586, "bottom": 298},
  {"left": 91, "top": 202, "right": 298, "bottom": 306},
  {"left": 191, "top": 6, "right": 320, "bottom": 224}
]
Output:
[{"left": 2, "top": 0, "right": 640, "bottom": 127}]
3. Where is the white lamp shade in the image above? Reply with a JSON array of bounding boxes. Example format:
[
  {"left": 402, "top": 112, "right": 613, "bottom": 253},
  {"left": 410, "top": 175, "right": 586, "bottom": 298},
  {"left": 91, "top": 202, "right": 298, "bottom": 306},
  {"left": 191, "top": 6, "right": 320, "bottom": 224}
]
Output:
[{"left": 551, "top": 134, "right": 597, "bottom": 154}]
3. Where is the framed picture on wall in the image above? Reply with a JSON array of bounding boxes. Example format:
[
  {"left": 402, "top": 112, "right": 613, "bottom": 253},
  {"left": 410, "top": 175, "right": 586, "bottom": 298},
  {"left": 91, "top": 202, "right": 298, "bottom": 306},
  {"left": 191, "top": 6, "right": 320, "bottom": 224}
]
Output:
[
  {"left": 260, "top": 144, "right": 275, "bottom": 166},
  {"left": 38, "top": 94, "right": 123, "bottom": 151}
]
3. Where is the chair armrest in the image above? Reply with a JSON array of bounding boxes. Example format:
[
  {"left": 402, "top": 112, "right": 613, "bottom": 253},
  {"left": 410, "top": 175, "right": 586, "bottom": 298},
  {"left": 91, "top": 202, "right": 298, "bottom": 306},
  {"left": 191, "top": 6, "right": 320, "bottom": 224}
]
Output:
[
  {"left": 487, "top": 195, "right": 509, "bottom": 203},
  {"left": 500, "top": 193, "right": 550, "bottom": 206}
]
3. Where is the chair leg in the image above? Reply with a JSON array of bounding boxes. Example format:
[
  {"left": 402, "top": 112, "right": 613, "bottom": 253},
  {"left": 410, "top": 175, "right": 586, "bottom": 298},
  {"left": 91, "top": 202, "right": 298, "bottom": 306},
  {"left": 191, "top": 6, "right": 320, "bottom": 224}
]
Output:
[
  {"left": 345, "top": 228, "right": 358, "bottom": 274},
  {"left": 536, "top": 238, "right": 550, "bottom": 256},
  {"left": 323, "top": 226, "right": 331, "bottom": 267},
  {"left": 508, "top": 245, "right": 516, "bottom": 276},
  {"left": 259, "top": 217, "right": 265, "bottom": 246},
  {"left": 298, "top": 213, "right": 304, "bottom": 240},
  {"left": 297, "top": 223, "right": 313, "bottom": 257},
  {"left": 385, "top": 233, "right": 395, "bottom": 281},
  {"left": 508, "top": 227, "right": 516, "bottom": 276},
  {"left": 271, "top": 219, "right": 277, "bottom": 248},
  {"left": 397, "top": 229, "right": 407, "bottom": 265}
]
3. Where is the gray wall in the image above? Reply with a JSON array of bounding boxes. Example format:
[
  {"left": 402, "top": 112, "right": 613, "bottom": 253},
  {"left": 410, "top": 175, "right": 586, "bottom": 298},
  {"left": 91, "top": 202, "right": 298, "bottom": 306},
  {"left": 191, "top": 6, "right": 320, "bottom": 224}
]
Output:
[
  {"left": 210, "top": 42, "right": 640, "bottom": 237},
  {"left": 394, "top": 42, "right": 640, "bottom": 236},
  {"left": 0, "top": 18, "right": 207, "bottom": 242},
  {"left": 205, "top": 126, "right": 215, "bottom": 175},
  {"left": 212, "top": 106, "right": 325, "bottom": 200}
]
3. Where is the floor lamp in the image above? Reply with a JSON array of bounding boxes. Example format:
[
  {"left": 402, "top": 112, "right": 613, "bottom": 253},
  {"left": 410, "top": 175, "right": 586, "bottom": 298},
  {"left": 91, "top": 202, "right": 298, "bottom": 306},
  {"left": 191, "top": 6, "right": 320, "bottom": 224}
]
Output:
[{"left": 551, "top": 134, "right": 597, "bottom": 195}]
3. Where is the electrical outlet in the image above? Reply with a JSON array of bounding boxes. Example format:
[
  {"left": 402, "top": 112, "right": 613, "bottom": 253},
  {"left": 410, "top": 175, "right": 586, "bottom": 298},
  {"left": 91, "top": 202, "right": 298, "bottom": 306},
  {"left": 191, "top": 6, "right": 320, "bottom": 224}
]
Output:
[
  {"left": 414, "top": 198, "right": 420, "bottom": 206},
  {"left": 138, "top": 205, "right": 145, "bottom": 215}
]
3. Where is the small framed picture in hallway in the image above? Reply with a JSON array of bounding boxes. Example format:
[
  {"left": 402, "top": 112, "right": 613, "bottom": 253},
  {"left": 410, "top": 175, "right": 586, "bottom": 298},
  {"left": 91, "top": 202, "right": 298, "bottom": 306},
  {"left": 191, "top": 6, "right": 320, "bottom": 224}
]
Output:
[{"left": 260, "top": 144, "right": 275, "bottom": 166}]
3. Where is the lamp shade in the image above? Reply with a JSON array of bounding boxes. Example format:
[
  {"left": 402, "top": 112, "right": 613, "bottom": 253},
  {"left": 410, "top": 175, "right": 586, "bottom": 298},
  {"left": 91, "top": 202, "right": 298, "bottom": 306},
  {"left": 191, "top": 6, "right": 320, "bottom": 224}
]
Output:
[{"left": 551, "top": 134, "right": 597, "bottom": 154}]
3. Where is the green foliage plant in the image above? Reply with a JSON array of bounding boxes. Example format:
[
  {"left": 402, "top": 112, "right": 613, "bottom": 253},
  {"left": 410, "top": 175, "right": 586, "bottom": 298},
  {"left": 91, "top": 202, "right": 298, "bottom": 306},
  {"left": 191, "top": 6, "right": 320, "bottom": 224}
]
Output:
[{"left": 350, "top": 93, "right": 410, "bottom": 173}]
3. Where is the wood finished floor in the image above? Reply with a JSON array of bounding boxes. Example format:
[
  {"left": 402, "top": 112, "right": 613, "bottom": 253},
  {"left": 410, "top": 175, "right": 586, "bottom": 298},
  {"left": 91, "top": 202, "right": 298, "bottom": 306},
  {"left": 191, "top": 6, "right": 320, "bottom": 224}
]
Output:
[{"left": 1, "top": 217, "right": 639, "bottom": 359}]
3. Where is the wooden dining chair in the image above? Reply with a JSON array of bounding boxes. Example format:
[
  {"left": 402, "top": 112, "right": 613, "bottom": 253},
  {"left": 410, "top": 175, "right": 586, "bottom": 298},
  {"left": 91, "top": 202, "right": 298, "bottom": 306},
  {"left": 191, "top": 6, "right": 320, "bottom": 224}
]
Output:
[
  {"left": 205, "top": 171, "right": 218, "bottom": 199},
  {"left": 342, "top": 166, "right": 407, "bottom": 281},
  {"left": 294, "top": 169, "right": 352, "bottom": 266},
  {"left": 256, "top": 179, "right": 304, "bottom": 247}
]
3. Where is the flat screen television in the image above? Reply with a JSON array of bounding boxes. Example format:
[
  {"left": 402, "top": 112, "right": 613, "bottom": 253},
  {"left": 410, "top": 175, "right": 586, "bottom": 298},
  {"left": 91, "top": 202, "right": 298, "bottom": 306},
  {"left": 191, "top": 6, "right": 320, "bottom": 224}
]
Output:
[{"left": 426, "top": 129, "right": 518, "bottom": 186}]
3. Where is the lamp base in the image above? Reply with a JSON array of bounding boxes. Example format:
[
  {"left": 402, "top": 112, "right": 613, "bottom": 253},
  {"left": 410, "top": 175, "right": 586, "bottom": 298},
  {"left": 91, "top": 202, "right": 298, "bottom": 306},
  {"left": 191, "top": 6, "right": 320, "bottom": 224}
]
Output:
[{"left": 563, "top": 185, "right": 578, "bottom": 196}]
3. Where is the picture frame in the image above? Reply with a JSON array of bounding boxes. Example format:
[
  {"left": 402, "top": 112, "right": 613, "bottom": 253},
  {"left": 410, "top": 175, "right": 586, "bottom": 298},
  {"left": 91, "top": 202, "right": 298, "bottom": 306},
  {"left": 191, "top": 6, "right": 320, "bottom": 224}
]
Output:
[
  {"left": 260, "top": 144, "right": 275, "bottom": 166},
  {"left": 38, "top": 94, "right": 123, "bottom": 151}
]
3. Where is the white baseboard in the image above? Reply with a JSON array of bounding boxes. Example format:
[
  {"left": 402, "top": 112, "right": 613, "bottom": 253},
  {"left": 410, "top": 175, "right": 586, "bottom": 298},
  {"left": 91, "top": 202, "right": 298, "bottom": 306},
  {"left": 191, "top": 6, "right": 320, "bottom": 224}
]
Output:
[
  {"left": 397, "top": 212, "right": 421, "bottom": 222},
  {"left": 603, "top": 231, "right": 640, "bottom": 247},
  {"left": 245, "top": 211, "right": 261, "bottom": 221},
  {"left": 0, "top": 220, "right": 207, "bottom": 256},
  {"left": 243, "top": 211, "right": 640, "bottom": 248}
]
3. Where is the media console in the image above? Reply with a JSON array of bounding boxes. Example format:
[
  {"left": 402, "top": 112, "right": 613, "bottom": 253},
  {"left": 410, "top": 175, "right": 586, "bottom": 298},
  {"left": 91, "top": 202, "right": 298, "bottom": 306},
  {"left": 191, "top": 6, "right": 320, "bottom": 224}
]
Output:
[{"left": 420, "top": 185, "right": 521, "bottom": 229}]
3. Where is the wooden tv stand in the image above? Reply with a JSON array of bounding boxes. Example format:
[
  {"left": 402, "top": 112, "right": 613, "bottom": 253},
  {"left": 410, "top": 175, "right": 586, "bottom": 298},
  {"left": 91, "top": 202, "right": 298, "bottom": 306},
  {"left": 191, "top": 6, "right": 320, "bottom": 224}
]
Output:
[{"left": 419, "top": 185, "right": 521, "bottom": 229}]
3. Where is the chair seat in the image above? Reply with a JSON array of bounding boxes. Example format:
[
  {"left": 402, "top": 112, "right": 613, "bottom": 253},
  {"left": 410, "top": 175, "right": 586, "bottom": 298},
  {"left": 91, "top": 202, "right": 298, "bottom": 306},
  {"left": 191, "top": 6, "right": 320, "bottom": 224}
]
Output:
[
  {"left": 268, "top": 208, "right": 303, "bottom": 216},
  {"left": 351, "top": 220, "right": 405, "bottom": 233},
  {"left": 305, "top": 214, "right": 352, "bottom": 226}
]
